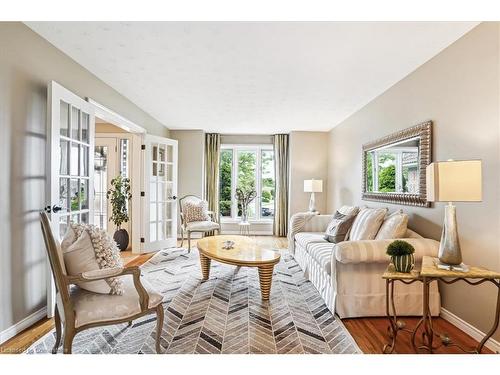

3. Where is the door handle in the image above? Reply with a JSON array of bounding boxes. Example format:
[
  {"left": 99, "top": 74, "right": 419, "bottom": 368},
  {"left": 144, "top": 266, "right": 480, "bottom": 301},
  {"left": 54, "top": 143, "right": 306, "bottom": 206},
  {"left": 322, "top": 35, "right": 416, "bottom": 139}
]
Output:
[
  {"left": 172, "top": 196, "right": 177, "bottom": 200},
  {"left": 44, "top": 205, "right": 62, "bottom": 213}
]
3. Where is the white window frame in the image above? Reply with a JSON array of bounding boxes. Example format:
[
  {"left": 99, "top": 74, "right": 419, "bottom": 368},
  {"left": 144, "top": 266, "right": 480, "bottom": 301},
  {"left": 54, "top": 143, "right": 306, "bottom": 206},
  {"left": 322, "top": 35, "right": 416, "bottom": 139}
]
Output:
[{"left": 220, "top": 144, "right": 274, "bottom": 223}]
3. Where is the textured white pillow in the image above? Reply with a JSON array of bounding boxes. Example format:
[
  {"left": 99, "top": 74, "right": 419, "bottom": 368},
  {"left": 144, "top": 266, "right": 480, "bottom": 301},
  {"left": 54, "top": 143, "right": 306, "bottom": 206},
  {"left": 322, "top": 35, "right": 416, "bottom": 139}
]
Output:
[
  {"left": 348, "top": 207, "right": 388, "bottom": 240},
  {"left": 338, "top": 205, "right": 360, "bottom": 217},
  {"left": 184, "top": 200, "right": 210, "bottom": 223},
  {"left": 62, "top": 223, "right": 124, "bottom": 295},
  {"left": 375, "top": 210, "right": 409, "bottom": 239}
]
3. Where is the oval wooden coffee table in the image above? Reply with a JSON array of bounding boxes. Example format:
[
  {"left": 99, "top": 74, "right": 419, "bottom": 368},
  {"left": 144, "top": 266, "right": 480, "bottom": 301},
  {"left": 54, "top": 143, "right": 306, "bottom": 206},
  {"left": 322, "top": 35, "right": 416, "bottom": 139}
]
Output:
[{"left": 196, "top": 235, "right": 281, "bottom": 300}]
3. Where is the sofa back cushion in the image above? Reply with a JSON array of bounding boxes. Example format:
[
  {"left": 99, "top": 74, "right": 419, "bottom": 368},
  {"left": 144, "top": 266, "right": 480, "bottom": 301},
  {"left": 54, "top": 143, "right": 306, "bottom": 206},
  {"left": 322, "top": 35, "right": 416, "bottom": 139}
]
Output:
[
  {"left": 348, "top": 207, "right": 387, "bottom": 240},
  {"left": 375, "top": 210, "right": 409, "bottom": 239},
  {"left": 323, "top": 211, "right": 357, "bottom": 243}
]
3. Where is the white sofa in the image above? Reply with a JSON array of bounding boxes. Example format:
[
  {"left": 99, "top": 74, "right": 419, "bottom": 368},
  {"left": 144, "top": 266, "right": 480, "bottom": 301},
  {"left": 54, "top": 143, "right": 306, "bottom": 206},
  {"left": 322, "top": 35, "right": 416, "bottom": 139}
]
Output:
[{"left": 288, "top": 213, "right": 441, "bottom": 318}]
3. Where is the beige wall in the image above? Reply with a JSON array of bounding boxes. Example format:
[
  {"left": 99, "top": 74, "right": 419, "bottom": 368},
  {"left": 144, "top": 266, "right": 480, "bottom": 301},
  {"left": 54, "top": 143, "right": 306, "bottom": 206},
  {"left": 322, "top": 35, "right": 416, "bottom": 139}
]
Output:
[
  {"left": 0, "top": 22, "right": 169, "bottom": 338},
  {"left": 327, "top": 23, "right": 500, "bottom": 340},
  {"left": 169, "top": 130, "right": 205, "bottom": 235},
  {"left": 289, "top": 131, "right": 329, "bottom": 217}
]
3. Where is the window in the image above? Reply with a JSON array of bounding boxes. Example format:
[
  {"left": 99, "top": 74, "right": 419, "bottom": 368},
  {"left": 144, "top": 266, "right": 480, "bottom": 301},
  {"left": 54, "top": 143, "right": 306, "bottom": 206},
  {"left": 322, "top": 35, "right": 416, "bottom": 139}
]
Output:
[{"left": 219, "top": 145, "right": 275, "bottom": 221}]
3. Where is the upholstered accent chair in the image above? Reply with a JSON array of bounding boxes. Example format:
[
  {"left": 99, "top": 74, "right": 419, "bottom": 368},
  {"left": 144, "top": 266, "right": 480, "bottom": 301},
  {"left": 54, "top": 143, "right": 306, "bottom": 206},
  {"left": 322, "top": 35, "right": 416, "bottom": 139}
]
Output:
[
  {"left": 179, "top": 195, "right": 220, "bottom": 252},
  {"left": 39, "top": 212, "right": 165, "bottom": 354}
]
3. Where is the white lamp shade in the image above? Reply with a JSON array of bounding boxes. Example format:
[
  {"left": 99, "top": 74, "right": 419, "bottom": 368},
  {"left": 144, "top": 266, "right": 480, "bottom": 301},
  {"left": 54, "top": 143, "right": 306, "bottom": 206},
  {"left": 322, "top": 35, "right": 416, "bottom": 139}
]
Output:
[
  {"left": 426, "top": 160, "right": 482, "bottom": 202},
  {"left": 304, "top": 179, "right": 323, "bottom": 193}
]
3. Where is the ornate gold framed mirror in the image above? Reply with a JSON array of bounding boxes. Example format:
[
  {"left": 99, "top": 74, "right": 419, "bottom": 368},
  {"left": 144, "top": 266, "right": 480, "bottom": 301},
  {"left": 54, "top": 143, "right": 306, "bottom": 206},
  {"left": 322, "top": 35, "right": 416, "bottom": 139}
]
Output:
[{"left": 362, "top": 121, "right": 432, "bottom": 207}]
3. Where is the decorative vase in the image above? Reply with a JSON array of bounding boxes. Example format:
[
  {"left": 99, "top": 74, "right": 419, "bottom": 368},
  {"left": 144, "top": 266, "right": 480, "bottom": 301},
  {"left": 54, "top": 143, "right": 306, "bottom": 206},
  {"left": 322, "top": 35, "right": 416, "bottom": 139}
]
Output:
[
  {"left": 392, "top": 254, "right": 415, "bottom": 273},
  {"left": 113, "top": 228, "right": 129, "bottom": 251}
]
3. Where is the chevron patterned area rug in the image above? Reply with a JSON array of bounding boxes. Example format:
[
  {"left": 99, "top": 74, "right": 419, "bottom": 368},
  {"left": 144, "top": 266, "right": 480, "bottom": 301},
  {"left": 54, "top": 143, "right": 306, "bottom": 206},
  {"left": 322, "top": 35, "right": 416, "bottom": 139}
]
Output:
[{"left": 26, "top": 248, "right": 361, "bottom": 354}]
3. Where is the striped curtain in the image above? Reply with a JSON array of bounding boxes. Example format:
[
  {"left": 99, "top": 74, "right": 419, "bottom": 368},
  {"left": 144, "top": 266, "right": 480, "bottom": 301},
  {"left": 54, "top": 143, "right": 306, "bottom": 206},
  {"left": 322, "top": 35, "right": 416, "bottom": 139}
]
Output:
[
  {"left": 204, "top": 133, "right": 221, "bottom": 235},
  {"left": 273, "top": 134, "right": 290, "bottom": 236}
]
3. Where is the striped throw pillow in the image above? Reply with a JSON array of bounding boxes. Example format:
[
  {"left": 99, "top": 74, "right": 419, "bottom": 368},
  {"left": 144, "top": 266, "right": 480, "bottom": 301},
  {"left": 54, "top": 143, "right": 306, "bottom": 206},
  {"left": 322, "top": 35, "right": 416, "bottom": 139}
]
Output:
[
  {"left": 348, "top": 207, "right": 388, "bottom": 240},
  {"left": 375, "top": 210, "right": 409, "bottom": 239}
]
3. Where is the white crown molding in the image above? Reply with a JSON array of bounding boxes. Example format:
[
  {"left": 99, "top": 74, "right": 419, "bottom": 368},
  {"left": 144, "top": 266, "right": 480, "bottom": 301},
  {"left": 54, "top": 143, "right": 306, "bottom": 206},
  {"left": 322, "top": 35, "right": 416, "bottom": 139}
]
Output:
[{"left": 440, "top": 308, "right": 500, "bottom": 354}]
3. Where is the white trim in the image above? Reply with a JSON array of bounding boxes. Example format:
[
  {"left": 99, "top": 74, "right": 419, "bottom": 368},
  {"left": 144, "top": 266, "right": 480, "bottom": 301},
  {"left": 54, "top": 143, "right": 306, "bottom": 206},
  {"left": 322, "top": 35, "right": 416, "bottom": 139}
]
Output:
[
  {"left": 87, "top": 98, "right": 146, "bottom": 134},
  {"left": 440, "top": 307, "right": 500, "bottom": 353},
  {"left": 0, "top": 307, "right": 47, "bottom": 345},
  {"left": 221, "top": 231, "right": 273, "bottom": 235}
]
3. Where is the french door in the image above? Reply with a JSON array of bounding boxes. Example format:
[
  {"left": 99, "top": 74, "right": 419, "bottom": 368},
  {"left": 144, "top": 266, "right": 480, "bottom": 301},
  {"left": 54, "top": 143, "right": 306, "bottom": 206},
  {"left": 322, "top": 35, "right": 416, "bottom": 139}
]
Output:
[
  {"left": 142, "top": 135, "right": 178, "bottom": 252},
  {"left": 46, "top": 81, "right": 95, "bottom": 316}
]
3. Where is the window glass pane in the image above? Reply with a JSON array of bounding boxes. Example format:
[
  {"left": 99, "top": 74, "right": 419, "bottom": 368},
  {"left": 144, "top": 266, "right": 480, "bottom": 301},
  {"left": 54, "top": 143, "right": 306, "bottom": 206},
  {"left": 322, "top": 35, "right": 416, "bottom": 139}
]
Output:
[
  {"left": 60, "top": 140, "right": 69, "bottom": 175},
  {"left": 219, "top": 149, "right": 233, "bottom": 217},
  {"left": 59, "top": 178, "right": 69, "bottom": 213},
  {"left": 60, "top": 101, "right": 69, "bottom": 137},
  {"left": 237, "top": 150, "right": 256, "bottom": 219},
  {"left": 70, "top": 143, "right": 79, "bottom": 176},
  {"left": 150, "top": 181, "right": 157, "bottom": 202},
  {"left": 158, "top": 145, "right": 165, "bottom": 162},
  {"left": 150, "top": 222, "right": 157, "bottom": 242},
  {"left": 152, "top": 144, "right": 158, "bottom": 161},
  {"left": 120, "top": 139, "right": 129, "bottom": 177},
  {"left": 59, "top": 215, "right": 69, "bottom": 238},
  {"left": 82, "top": 113, "right": 89, "bottom": 143},
  {"left": 80, "top": 145, "right": 89, "bottom": 177},
  {"left": 80, "top": 179, "right": 89, "bottom": 209},
  {"left": 70, "top": 179, "right": 79, "bottom": 211},
  {"left": 94, "top": 146, "right": 108, "bottom": 230},
  {"left": 167, "top": 145, "right": 173, "bottom": 163},
  {"left": 150, "top": 203, "right": 157, "bottom": 221},
  {"left": 261, "top": 150, "right": 275, "bottom": 218},
  {"left": 81, "top": 212, "right": 89, "bottom": 224},
  {"left": 71, "top": 107, "right": 80, "bottom": 140}
]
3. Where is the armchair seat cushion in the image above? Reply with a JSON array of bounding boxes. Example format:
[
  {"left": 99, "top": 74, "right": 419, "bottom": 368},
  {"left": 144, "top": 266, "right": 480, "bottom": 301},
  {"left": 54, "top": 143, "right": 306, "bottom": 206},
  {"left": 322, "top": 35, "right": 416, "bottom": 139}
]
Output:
[
  {"left": 186, "top": 221, "right": 220, "bottom": 231},
  {"left": 294, "top": 232, "right": 328, "bottom": 249},
  {"left": 71, "top": 276, "right": 163, "bottom": 328}
]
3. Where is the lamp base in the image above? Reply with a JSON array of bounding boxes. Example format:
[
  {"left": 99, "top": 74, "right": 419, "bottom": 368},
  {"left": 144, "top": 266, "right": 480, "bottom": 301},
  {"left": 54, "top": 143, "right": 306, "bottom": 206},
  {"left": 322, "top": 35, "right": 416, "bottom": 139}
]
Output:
[
  {"left": 436, "top": 261, "right": 469, "bottom": 272},
  {"left": 438, "top": 203, "right": 462, "bottom": 266},
  {"left": 308, "top": 192, "right": 316, "bottom": 212}
]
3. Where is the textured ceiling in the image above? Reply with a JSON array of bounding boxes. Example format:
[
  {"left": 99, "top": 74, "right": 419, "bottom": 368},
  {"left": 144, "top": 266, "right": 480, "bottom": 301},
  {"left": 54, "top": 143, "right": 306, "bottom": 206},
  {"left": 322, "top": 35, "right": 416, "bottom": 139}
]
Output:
[{"left": 26, "top": 22, "right": 478, "bottom": 133}]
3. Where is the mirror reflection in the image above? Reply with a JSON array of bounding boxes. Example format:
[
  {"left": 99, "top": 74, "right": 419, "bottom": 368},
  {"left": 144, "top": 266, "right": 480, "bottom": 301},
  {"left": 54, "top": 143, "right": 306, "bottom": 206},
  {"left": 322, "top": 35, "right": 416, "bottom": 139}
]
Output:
[{"left": 365, "top": 137, "right": 420, "bottom": 194}]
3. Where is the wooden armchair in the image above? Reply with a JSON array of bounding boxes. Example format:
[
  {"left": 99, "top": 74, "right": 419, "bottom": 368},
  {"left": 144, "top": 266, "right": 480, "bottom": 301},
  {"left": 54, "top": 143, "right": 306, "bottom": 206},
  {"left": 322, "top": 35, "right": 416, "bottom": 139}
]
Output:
[
  {"left": 179, "top": 195, "right": 220, "bottom": 252},
  {"left": 39, "top": 212, "right": 164, "bottom": 354}
]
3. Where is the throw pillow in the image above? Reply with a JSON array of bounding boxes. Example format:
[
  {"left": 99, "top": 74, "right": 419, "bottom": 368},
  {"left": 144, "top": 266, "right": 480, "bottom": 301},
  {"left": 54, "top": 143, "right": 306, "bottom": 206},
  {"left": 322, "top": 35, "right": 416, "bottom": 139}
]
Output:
[
  {"left": 183, "top": 200, "right": 210, "bottom": 223},
  {"left": 375, "top": 210, "right": 409, "bottom": 239},
  {"left": 323, "top": 211, "right": 357, "bottom": 243},
  {"left": 348, "top": 207, "right": 388, "bottom": 240},
  {"left": 62, "top": 223, "right": 124, "bottom": 295},
  {"left": 338, "top": 205, "right": 360, "bottom": 217}
]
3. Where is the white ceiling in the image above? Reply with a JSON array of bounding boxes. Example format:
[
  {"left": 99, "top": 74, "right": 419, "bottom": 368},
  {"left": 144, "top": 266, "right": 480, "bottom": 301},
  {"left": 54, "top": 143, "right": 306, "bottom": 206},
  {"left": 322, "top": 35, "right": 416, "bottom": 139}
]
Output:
[{"left": 27, "top": 22, "right": 478, "bottom": 134}]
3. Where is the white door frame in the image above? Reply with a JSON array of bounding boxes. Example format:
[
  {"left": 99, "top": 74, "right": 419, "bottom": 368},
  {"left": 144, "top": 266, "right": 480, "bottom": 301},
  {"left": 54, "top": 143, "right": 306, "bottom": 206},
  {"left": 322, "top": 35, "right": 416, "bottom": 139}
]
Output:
[{"left": 88, "top": 99, "right": 146, "bottom": 254}]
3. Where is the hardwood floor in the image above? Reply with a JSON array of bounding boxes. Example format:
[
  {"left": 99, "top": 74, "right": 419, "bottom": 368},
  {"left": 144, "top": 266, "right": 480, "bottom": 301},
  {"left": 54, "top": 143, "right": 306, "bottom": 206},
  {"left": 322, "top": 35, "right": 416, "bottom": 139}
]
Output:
[{"left": 0, "top": 235, "right": 491, "bottom": 354}]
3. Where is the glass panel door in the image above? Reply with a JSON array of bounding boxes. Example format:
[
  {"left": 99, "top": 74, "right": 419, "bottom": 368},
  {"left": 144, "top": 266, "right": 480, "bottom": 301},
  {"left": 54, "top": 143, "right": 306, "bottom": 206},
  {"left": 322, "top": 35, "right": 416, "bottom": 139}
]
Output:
[
  {"left": 143, "top": 135, "right": 177, "bottom": 252},
  {"left": 48, "top": 81, "right": 95, "bottom": 317},
  {"left": 94, "top": 138, "right": 117, "bottom": 235}
]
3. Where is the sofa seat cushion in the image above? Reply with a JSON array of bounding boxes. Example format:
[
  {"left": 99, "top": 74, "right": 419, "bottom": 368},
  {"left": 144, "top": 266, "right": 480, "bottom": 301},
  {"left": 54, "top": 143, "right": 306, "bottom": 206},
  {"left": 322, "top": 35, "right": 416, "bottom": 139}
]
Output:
[
  {"left": 307, "top": 242, "right": 335, "bottom": 275},
  {"left": 71, "top": 276, "right": 163, "bottom": 328},
  {"left": 294, "top": 232, "right": 328, "bottom": 249}
]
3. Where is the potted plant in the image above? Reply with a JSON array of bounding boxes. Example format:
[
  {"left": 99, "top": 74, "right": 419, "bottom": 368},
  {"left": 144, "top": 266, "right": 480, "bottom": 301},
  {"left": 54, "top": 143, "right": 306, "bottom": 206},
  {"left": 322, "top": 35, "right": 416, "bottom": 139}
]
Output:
[
  {"left": 107, "top": 175, "right": 132, "bottom": 251},
  {"left": 235, "top": 184, "right": 257, "bottom": 223},
  {"left": 386, "top": 240, "right": 415, "bottom": 273}
]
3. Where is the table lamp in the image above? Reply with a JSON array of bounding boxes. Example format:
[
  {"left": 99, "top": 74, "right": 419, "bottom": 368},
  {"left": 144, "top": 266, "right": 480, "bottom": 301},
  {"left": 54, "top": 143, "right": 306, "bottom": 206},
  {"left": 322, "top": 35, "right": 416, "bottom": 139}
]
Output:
[
  {"left": 426, "top": 160, "right": 482, "bottom": 266},
  {"left": 304, "top": 179, "right": 323, "bottom": 213}
]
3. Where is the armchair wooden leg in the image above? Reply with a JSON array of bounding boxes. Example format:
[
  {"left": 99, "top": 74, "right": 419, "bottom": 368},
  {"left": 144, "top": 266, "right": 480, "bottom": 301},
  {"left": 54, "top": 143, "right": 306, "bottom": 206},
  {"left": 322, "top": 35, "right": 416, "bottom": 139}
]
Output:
[
  {"left": 127, "top": 321, "right": 133, "bottom": 327},
  {"left": 180, "top": 228, "right": 184, "bottom": 248},
  {"left": 52, "top": 306, "right": 62, "bottom": 354},
  {"left": 155, "top": 304, "right": 164, "bottom": 354},
  {"left": 62, "top": 325, "right": 75, "bottom": 354},
  {"left": 187, "top": 231, "right": 191, "bottom": 253}
]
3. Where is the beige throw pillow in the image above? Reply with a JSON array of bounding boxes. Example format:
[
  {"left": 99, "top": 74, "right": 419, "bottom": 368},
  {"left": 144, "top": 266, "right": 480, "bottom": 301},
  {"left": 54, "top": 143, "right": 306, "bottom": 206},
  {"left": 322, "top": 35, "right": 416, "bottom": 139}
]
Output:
[
  {"left": 348, "top": 207, "right": 388, "bottom": 240},
  {"left": 375, "top": 210, "right": 409, "bottom": 239},
  {"left": 324, "top": 211, "right": 357, "bottom": 243},
  {"left": 184, "top": 200, "right": 210, "bottom": 223},
  {"left": 62, "top": 223, "right": 124, "bottom": 295}
]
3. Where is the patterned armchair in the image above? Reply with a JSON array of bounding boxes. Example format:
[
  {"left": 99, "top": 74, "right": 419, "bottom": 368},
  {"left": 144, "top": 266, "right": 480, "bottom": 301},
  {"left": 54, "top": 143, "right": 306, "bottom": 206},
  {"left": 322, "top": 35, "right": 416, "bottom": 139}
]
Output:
[
  {"left": 179, "top": 195, "right": 220, "bottom": 252},
  {"left": 39, "top": 212, "right": 164, "bottom": 354}
]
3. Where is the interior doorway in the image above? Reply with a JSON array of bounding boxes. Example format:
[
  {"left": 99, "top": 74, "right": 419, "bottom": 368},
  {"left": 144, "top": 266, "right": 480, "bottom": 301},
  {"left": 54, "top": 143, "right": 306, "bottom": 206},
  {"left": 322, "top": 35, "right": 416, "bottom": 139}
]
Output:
[{"left": 94, "top": 120, "right": 135, "bottom": 249}]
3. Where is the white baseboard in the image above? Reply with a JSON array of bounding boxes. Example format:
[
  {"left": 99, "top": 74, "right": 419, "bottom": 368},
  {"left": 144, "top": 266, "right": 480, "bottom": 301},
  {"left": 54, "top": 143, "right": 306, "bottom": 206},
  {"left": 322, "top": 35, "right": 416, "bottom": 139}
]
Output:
[
  {"left": 0, "top": 307, "right": 47, "bottom": 344},
  {"left": 221, "top": 231, "right": 273, "bottom": 235},
  {"left": 440, "top": 307, "right": 500, "bottom": 353}
]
